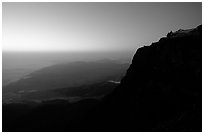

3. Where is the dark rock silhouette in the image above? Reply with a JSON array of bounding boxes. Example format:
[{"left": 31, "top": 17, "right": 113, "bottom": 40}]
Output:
[
  {"left": 106, "top": 24, "right": 202, "bottom": 131},
  {"left": 3, "top": 25, "right": 202, "bottom": 132}
]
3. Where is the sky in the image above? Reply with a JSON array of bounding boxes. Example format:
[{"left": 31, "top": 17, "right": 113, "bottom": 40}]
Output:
[{"left": 2, "top": 2, "right": 202, "bottom": 52}]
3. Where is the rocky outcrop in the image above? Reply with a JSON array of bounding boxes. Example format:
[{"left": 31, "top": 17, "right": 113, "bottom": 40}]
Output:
[{"left": 103, "top": 25, "right": 202, "bottom": 131}]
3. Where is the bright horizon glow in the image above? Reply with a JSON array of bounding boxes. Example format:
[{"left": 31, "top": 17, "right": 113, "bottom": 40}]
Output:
[{"left": 2, "top": 2, "right": 201, "bottom": 52}]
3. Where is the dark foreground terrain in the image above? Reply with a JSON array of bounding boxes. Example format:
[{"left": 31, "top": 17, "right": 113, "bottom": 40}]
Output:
[{"left": 3, "top": 25, "right": 202, "bottom": 132}]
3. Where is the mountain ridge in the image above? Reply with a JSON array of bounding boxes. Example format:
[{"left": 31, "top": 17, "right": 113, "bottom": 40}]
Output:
[{"left": 102, "top": 24, "right": 202, "bottom": 131}]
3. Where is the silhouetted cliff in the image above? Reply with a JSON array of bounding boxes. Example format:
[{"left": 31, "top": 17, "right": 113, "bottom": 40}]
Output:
[{"left": 105, "top": 25, "right": 202, "bottom": 131}]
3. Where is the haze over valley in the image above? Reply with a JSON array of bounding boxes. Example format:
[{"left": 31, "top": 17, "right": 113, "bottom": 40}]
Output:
[{"left": 2, "top": 2, "right": 201, "bottom": 132}]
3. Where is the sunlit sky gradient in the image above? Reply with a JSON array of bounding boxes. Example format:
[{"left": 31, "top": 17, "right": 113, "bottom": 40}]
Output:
[{"left": 2, "top": 2, "right": 201, "bottom": 52}]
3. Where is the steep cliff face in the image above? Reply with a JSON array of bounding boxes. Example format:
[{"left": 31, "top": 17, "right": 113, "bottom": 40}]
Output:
[{"left": 105, "top": 25, "right": 202, "bottom": 131}]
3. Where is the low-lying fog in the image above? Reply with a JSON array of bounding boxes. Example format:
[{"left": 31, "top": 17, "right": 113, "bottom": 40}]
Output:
[
  {"left": 3, "top": 51, "right": 133, "bottom": 85},
  {"left": 2, "top": 51, "right": 133, "bottom": 103}
]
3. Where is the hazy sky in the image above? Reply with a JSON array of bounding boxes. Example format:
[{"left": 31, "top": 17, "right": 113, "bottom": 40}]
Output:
[{"left": 2, "top": 2, "right": 202, "bottom": 52}]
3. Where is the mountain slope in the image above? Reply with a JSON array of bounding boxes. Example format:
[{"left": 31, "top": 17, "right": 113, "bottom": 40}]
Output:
[
  {"left": 3, "top": 60, "right": 129, "bottom": 103},
  {"left": 102, "top": 25, "right": 202, "bottom": 131}
]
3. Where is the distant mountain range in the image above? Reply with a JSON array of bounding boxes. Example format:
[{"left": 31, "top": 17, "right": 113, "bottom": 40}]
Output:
[
  {"left": 3, "top": 25, "right": 202, "bottom": 132},
  {"left": 2, "top": 68, "right": 34, "bottom": 86},
  {"left": 3, "top": 59, "right": 129, "bottom": 103}
]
